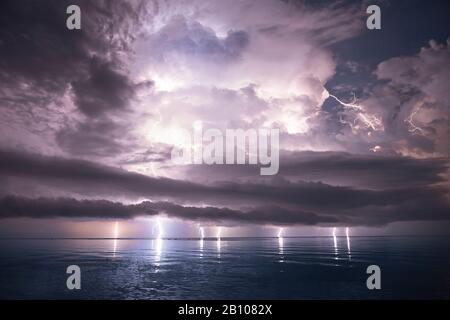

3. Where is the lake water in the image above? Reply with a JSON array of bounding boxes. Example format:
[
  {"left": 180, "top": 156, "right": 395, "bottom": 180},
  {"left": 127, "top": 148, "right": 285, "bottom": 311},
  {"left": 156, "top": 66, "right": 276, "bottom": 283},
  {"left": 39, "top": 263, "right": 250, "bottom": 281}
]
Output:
[{"left": 1, "top": 236, "right": 449, "bottom": 299}]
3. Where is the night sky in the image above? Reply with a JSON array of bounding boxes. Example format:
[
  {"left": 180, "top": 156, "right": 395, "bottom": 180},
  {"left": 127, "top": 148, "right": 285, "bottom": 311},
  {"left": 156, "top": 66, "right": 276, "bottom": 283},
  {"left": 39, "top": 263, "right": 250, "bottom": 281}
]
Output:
[{"left": 0, "top": 0, "right": 449, "bottom": 238}]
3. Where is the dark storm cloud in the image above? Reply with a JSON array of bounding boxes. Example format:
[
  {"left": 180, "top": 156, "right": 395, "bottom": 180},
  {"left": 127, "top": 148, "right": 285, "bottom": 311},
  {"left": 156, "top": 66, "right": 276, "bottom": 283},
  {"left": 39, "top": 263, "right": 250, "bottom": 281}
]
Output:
[
  {"left": 0, "top": 196, "right": 336, "bottom": 226},
  {"left": 0, "top": 149, "right": 449, "bottom": 226},
  {"left": 182, "top": 151, "right": 449, "bottom": 189},
  {"left": 1, "top": 193, "right": 449, "bottom": 226},
  {"left": 0, "top": 149, "right": 209, "bottom": 198},
  {"left": 55, "top": 118, "right": 131, "bottom": 157},
  {"left": 0, "top": 0, "right": 142, "bottom": 98},
  {"left": 0, "top": 0, "right": 151, "bottom": 156},
  {"left": 71, "top": 57, "right": 136, "bottom": 117},
  {"left": 278, "top": 151, "right": 449, "bottom": 188}
]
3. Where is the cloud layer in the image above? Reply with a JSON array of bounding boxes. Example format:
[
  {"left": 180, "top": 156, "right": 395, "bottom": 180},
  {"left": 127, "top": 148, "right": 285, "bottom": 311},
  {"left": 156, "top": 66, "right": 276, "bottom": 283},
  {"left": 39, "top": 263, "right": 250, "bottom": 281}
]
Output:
[{"left": 1, "top": 149, "right": 449, "bottom": 226}]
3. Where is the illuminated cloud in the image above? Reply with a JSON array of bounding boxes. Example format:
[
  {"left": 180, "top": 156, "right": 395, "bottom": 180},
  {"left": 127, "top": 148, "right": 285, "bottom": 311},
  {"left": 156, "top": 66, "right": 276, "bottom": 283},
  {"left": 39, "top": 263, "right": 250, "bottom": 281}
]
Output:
[{"left": 0, "top": 0, "right": 449, "bottom": 234}]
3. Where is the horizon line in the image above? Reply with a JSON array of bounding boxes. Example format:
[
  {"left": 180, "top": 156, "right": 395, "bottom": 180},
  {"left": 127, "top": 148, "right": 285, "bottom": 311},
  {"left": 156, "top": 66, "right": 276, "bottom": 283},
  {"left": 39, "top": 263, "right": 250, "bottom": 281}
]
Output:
[{"left": 0, "top": 235, "right": 449, "bottom": 240}]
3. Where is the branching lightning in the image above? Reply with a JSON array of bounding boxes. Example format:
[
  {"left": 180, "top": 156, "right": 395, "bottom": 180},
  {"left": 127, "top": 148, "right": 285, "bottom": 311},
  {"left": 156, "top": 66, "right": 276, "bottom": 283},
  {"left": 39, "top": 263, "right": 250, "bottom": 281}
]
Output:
[
  {"left": 328, "top": 93, "right": 384, "bottom": 133},
  {"left": 405, "top": 106, "right": 425, "bottom": 135}
]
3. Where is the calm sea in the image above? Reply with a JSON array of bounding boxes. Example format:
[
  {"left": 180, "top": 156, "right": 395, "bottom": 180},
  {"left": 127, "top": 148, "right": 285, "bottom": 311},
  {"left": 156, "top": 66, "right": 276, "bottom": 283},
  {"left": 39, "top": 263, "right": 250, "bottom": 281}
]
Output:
[{"left": 1, "top": 236, "right": 449, "bottom": 299}]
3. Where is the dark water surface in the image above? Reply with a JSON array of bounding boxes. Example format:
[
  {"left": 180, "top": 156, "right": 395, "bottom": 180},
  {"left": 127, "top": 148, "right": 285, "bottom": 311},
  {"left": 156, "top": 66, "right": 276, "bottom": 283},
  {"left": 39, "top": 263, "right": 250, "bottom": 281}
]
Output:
[{"left": 1, "top": 236, "right": 449, "bottom": 299}]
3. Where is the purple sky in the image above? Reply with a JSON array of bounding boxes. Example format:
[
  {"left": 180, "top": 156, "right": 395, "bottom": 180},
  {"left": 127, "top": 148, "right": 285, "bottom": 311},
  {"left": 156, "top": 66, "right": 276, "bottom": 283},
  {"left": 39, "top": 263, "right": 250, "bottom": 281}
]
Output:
[{"left": 0, "top": 0, "right": 449, "bottom": 237}]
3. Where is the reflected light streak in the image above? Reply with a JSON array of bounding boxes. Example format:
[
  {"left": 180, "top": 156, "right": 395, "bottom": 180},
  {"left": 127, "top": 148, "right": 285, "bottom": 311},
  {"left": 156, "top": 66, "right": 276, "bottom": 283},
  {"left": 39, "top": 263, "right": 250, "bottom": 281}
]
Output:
[
  {"left": 155, "top": 237, "right": 163, "bottom": 259},
  {"left": 216, "top": 227, "right": 222, "bottom": 257},
  {"left": 278, "top": 237, "right": 284, "bottom": 255},
  {"left": 113, "top": 221, "right": 119, "bottom": 257},
  {"left": 199, "top": 238, "right": 204, "bottom": 253},
  {"left": 277, "top": 227, "right": 284, "bottom": 259},
  {"left": 199, "top": 226, "right": 204, "bottom": 254}
]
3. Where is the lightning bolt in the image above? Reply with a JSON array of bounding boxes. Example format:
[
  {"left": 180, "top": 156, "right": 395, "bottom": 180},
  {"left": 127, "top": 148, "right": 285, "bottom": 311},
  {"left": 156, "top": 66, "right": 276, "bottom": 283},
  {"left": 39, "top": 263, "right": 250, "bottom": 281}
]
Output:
[
  {"left": 154, "top": 217, "right": 163, "bottom": 239},
  {"left": 405, "top": 105, "right": 425, "bottom": 135},
  {"left": 216, "top": 226, "right": 222, "bottom": 240},
  {"left": 332, "top": 227, "right": 338, "bottom": 258},
  {"left": 278, "top": 228, "right": 284, "bottom": 259},
  {"left": 216, "top": 226, "right": 222, "bottom": 255},
  {"left": 346, "top": 227, "right": 351, "bottom": 259},
  {"left": 328, "top": 93, "right": 384, "bottom": 133},
  {"left": 277, "top": 227, "right": 283, "bottom": 238},
  {"left": 198, "top": 225, "right": 204, "bottom": 253}
]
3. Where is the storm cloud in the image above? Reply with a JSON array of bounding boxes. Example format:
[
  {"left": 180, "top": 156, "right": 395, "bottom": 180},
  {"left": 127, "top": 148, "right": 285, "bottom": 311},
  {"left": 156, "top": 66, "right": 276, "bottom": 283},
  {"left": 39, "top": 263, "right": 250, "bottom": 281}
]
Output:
[
  {"left": 0, "top": 149, "right": 449, "bottom": 226},
  {"left": 0, "top": 196, "right": 337, "bottom": 226},
  {"left": 0, "top": 0, "right": 449, "bottom": 233}
]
